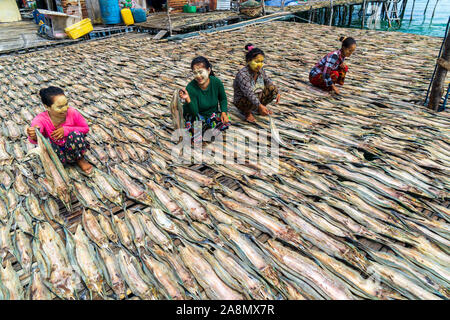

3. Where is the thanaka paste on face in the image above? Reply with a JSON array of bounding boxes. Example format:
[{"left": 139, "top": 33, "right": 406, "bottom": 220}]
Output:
[
  {"left": 48, "top": 95, "right": 69, "bottom": 120},
  {"left": 192, "top": 68, "right": 209, "bottom": 84},
  {"left": 248, "top": 54, "right": 264, "bottom": 72}
]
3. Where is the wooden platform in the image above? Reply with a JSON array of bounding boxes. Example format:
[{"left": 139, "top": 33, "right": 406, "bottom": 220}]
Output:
[
  {"left": 0, "top": 20, "right": 56, "bottom": 53},
  {"left": 266, "top": 0, "right": 371, "bottom": 13},
  {"left": 1, "top": 19, "right": 448, "bottom": 300},
  {"left": 136, "top": 11, "right": 244, "bottom": 33}
]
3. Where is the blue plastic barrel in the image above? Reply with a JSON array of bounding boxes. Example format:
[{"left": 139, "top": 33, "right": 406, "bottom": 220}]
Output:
[
  {"left": 99, "top": 0, "right": 121, "bottom": 25},
  {"left": 131, "top": 8, "right": 147, "bottom": 23}
]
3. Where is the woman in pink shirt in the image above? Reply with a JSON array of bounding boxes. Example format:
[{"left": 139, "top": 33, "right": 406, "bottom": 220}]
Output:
[{"left": 27, "top": 86, "right": 93, "bottom": 174}]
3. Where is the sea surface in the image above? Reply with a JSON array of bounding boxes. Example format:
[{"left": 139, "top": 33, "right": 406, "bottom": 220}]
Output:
[{"left": 354, "top": 0, "right": 449, "bottom": 37}]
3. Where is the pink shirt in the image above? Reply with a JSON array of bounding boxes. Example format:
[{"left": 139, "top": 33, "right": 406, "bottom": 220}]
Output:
[{"left": 28, "top": 107, "right": 89, "bottom": 146}]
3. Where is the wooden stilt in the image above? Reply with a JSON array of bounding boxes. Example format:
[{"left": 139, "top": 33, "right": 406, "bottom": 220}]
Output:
[
  {"left": 428, "top": 33, "right": 450, "bottom": 111},
  {"left": 329, "top": 0, "right": 334, "bottom": 26},
  {"left": 361, "top": 0, "right": 367, "bottom": 28},
  {"left": 399, "top": 0, "right": 408, "bottom": 27},
  {"left": 167, "top": 2, "right": 173, "bottom": 37},
  {"left": 430, "top": 0, "right": 440, "bottom": 24},
  {"left": 409, "top": 0, "right": 415, "bottom": 23},
  {"left": 348, "top": 4, "right": 354, "bottom": 26}
]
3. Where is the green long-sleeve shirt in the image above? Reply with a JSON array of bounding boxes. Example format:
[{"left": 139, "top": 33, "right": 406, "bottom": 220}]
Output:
[{"left": 183, "top": 76, "right": 228, "bottom": 120}]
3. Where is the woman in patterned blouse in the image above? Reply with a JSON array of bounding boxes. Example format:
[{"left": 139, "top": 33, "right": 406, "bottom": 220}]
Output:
[
  {"left": 309, "top": 36, "right": 357, "bottom": 94},
  {"left": 233, "top": 44, "right": 281, "bottom": 123}
]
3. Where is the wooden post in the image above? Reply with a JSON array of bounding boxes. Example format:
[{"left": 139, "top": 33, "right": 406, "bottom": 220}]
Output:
[
  {"left": 361, "top": 0, "right": 366, "bottom": 28},
  {"left": 329, "top": 0, "right": 333, "bottom": 26},
  {"left": 348, "top": 4, "right": 353, "bottom": 26},
  {"left": 409, "top": 0, "right": 415, "bottom": 23},
  {"left": 428, "top": 33, "right": 450, "bottom": 111},
  {"left": 385, "top": 0, "right": 392, "bottom": 28},
  {"left": 281, "top": 0, "right": 285, "bottom": 11},
  {"left": 430, "top": 0, "right": 440, "bottom": 24},
  {"left": 77, "top": 0, "right": 82, "bottom": 18},
  {"left": 262, "top": 0, "right": 265, "bottom": 15},
  {"left": 399, "top": 0, "right": 408, "bottom": 27},
  {"left": 308, "top": 6, "right": 312, "bottom": 23},
  {"left": 167, "top": 1, "right": 172, "bottom": 37}
]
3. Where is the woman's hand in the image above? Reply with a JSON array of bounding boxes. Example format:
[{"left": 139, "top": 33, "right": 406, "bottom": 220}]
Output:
[
  {"left": 331, "top": 84, "right": 340, "bottom": 95},
  {"left": 221, "top": 112, "right": 230, "bottom": 124},
  {"left": 275, "top": 93, "right": 281, "bottom": 104},
  {"left": 179, "top": 88, "right": 191, "bottom": 103},
  {"left": 50, "top": 127, "right": 64, "bottom": 140},
  {"left": 27, "top": 126, "right": 40, "bottom": 141},
  {"left": 258, "top": 104, "right": 273, "bottom": 116}
]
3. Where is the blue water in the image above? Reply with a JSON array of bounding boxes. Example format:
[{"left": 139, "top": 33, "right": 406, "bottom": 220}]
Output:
[
  {"left": 397, "top": 0, "right": 449, "bottom": 37},
  {"left": 313, "top": 0, "right": 450, "bottom": 37}
]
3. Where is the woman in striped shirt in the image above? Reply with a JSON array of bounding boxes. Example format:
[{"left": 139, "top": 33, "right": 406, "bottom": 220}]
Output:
[
  {"left": 233, "top": 44, "right": 281, "bottom": 123},
  {"left": 309, "top": 36, "right": 356, "bottom": 94}
]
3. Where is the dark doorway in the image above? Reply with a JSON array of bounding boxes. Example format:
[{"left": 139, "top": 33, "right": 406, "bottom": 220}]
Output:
[{"left": 147, "top": 0, "right": 167, "bottom": 12}]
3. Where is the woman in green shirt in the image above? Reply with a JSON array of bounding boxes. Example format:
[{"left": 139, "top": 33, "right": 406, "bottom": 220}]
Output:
[{"left": 179, "top": 56, "right": 230, "bottom": 143}]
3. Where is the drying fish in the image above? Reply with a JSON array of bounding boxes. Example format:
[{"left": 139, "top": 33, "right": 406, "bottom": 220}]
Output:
[
  {"left": 218, "top": 184, "right": 261, "bottom": 207},
  {"left": 172, "top": 167, "right": 216, "bottom": 187},
  {"left": 34, "top": 223, "right": 78, "bottom": 299},
  {"left": 124, "top": 209, "right": 147, "bottom": 250},
  {"left": 13, "top": 228, "right": 33, "bottom": 275},
  {"left": 217, "top": 224, "right": 282, "bottom": 289},
  {"left": 217, "top": 194, "right": 306, "bottom": 248},
  {"left": 212, "top": 246, "right": 277, "bottom": 300},
  {"left": 204, "top": 202, "right": 255, "bottom": 234},
  {"left": 73, "top": 180, "right": 108, "bottom": 214},
  {"left": 65, "top": 225, "right": 106, "bottom": 299},
  {"left": 170, "top": 89, "right": 184, "bottom": 131},
  {"left": 97, "top": 213, "right": 119, "bottom": 244},
  {"left": 29, "top": 268, "right": 53, "bottom": 300},
  {"left": 0, "top": 196, "right": 9, "bottom": 224},
  {"left": 369, "top": 262, "right": 442, "bottom": 300},
  {"left": 146, "top": 180, "right": 185, "bottom": 220},
  {"left": 179, "top": 242, "right": 244, "bottom": 300},
  {"left": 6, "top": 189, "right": 20, "bottom": 212},
  {"left": 97, "top": 246, "right": 127, "bottom": 299},
  {"left": 111, "top": 214, "right": 136, "bottom": 253},
  {"left": 175, "top": 175, "right": 212, "bottom": 200},
  {"left": 276, "top": 203, "right": 367, "bottom": 270},
  {"left": 89, "top": 168, "right": 123, "bottom": 207},
  {"left": 0, "top": 260, "right": 25, "bottom": 300},
  {"left": 13, "top": 171, "right": 30, "bottom": 196},
  {"left": 169, "top": 184, "right": 211, "bottom": 224},
  {"left": 117, "top": 248, "right": 160, "bottom": 300},
  {"left": 108, "top": 165, "right": 153, "bottom": 206},
  {"left": 28, "top": 129, "right": 72, "bottom": 212},
  {"left": 0, "top": 216, "right": 13, "bottom": 262},
  {"left": 13, "top": 207, "right": 34, "bottom": 235},
  {"left": 0, "top": 167, "right": 14, "bottom": 190},
  {"left": 261, "top": 239, "right": 355, "bottom": 300},
  {"left": 152, "top": 246, "right": 203, "bottom": 299},
  {"left": 82, "top": 209, "right": 110, "bottom": 249},
  {"left": 141, "top": 250, "right": 186, "bottom": 300},
  {"left": 43, "top": 197, "right": 66, "bottom": 225},
  {"left": 269, "top": 116, "right": 294, "bottom": 149},
  {"left": 136, "top": 209, "right": 174, "bottom": 251},
  {"left": 25, "top": 193, "right": 46, "bottom": 221}
]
